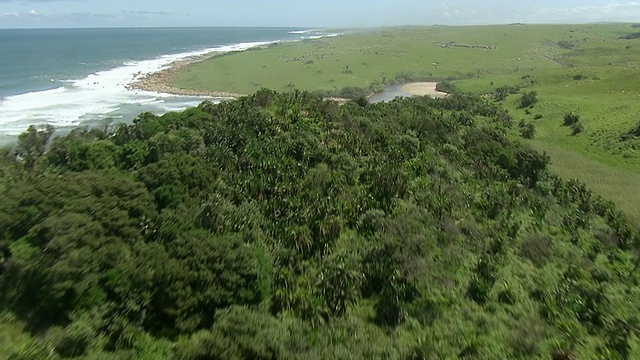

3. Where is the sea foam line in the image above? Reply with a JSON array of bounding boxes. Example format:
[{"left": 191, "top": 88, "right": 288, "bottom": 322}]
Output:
[
  {"left": 0, "top": 33, "right": 341, "bottom": 137},
  {"left": 0, "top": 40, "right": 274, "bottom": 133}
]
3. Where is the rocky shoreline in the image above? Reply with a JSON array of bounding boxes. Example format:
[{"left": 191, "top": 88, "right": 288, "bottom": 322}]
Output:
[{"left": 127, "top": 51, "right": 245, "bottom": 98}]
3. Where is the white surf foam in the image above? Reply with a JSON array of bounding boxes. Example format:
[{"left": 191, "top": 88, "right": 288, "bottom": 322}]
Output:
[
  {"left": 289, "top": 30, "right": 314, "bottom": 34},
  {"left": 0, "top": 40, "right": 276, "bottom": 137},
  {"left": 0, "top": 33, "right": 342, "bottom": 139}
]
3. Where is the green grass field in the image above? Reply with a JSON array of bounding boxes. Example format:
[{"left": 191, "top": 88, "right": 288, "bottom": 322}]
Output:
[
  {"left": 171, "top": 24, "right": 640, "bottom": 223},
  {"left": 173, "top": 25, "right": 573, "bottom": 94}
]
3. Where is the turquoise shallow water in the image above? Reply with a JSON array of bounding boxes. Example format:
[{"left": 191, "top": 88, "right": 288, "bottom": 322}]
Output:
[{"left": 0, "top": 27, "right": 335, "bottom": 145}]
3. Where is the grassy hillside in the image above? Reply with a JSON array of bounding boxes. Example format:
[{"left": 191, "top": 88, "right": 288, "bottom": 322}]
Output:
[
  {"left": 173, "top": 24, "right": 570, "bottom": 94},
  {"left": 171, "top": 24, "right": 640, "bottom": 223},
  {"left": 1, "top": 91, "right": 639, "bottom": 359}
]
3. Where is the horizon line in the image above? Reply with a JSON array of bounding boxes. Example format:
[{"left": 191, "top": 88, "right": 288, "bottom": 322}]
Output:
[{"left": 0, "top": 21, "right": 637, "bottom": 31}]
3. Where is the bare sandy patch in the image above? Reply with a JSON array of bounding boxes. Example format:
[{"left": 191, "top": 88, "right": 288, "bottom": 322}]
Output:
[{"left": 402, "top": 82, "right": 449, "bottom": 98}]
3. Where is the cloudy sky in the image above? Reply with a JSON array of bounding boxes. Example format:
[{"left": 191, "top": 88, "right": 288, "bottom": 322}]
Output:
[{"left": 0, "top": 0, "right": 639, "bottom": 28}]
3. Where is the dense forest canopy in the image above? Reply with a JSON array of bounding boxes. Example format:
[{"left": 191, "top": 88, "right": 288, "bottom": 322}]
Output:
[{"left": 0, "top": 89, "right": 639, "bottom": 359}]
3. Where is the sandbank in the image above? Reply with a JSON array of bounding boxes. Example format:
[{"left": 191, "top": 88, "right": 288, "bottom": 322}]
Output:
[{"left": 401, "top": 82, "right": 449, "bottom": 98}]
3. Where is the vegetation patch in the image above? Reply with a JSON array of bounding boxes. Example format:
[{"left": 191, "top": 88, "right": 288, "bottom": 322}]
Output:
[
  {"left": 518, "top": 91, "right": 538, "bottom": 108},
  {"left": 621, "top": 121, "right": 640, "bottom": 140},
  {"left": 618, "top": 32, "right": 640, "bottom": 39},
  {"left": 1, "top": 90, "right": 639, "bottom": 358}
]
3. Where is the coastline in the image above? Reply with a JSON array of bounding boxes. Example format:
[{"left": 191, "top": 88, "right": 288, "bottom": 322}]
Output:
[
  {"left": 127, "top": 50, "right": 247, "bottom": 98},
  {"left": 128, "top": 44, "right": 447, "bottom": 102},
  {"left": 130, "top": 51, "right": 448, "bottom": 101}
]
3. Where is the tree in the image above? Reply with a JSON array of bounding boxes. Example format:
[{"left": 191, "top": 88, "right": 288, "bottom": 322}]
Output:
[
  {"left": 15, "top": 125, "right": 54, "bottom": 170},
  {"left": 318, "top": 250, "right": 363, "bottom": 316},
  {"left": 494, "top": 85, "right": 519, "bottom": 101},
  {"left": 172, "top": 306, "right": 288, "bottom": 360},
  {"left": 1, "top": 88, "right": 640, "bottom": 358},
  {"left": 155, "top": 230, "right": 262, "bottom": 333}
]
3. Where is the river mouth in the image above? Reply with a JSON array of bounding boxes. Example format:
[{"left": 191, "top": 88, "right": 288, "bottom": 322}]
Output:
[{"left": 369, "top": 84, "right": 411, "bottom": 103}]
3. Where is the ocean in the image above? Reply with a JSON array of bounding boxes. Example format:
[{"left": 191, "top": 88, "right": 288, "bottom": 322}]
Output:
[{"left": 0, "top": 27, "right": 335, "bottom": 146}]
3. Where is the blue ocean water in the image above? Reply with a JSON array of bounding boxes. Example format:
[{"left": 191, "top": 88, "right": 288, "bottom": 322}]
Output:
[{"left": 0, "top": 27, "right": 335, "bottom": 145}]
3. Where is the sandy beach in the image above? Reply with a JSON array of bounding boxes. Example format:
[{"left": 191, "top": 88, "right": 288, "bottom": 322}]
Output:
[
  {"left": 127, "top": 51, "right": 245, "bottom": 98},
  {"left": 401, "top": 82, "right": 449, "bottom": 98}
]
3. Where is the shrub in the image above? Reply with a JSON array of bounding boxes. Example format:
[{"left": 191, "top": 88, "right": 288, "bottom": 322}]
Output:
[
  {"left": 341, "top": 66, "right": 353, "bottom": 74},
  {"left": 369, "top": 81, "right": 385, "bottom": 94},
  {"left": 534, "top": 114, "right": 543, "bottom": 120},
  {"left": 571, "top": 121, "right": 584, "bottom": 135},
  {"left": 493, "top": 86, "right": 520, "bottom": 101},
  {"left": 46, "top": 323, "right": 94, "bottom": 358},
  {"left": 509, "top": 317, "right": 545, "bottom": 358},
  {"left": 173, "top": 306, "right": 287, "bottom": 360},
  {"left": 435, "top": 80, "right": 456, "bottom": 94},
  {"left": 557, "top": 40, "right": 574, "bottom": 49},
  {"left": 519, "top": 91, "right": 538, "bottom": 108},
  {"left": 520, "top": 233, "right": 553, "bottom": 267},
  {"left": 621, "top": 121, "right": 640, "bottom": 140},
  {"left": 338, "top": 86, "right": 369, "bottom": 99},
  {"left": 618, "top": 32, "right": 640, "bottom": 39},
  {"left": 353, "top": 96, "right": 369, "bottom": 108},
  {"left": 519, "top": 120, "right": 536, "bottom": 139},
  {"left": 563, "top": 112, "right": 580, "bottom": 127}
]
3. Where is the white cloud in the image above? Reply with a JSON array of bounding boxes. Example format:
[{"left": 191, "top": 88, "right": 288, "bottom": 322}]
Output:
[
  {"left": 0, "top": 9, "right": 42, "bottom": 18},
  {"left": 535, "top": 1, "right": 640, "bottom": 22}
]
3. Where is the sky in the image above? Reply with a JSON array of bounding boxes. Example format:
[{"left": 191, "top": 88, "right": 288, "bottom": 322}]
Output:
[{"left": 0, "top": 0, "right": 639, "bottom": 29}]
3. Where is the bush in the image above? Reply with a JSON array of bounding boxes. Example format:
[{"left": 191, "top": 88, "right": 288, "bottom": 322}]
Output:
[
  {"left": 563, "top": 112, "right": 580, "bottom": 127},
  {"left": 519, "top": 91, "right": 538, "bottom": 108},
  {"left": 46, "top": 322, "right": 94, "bottom": 358},
  {"left": 172, "top": 306, "right": 287, "bottom": 360},
  {"left": 338, "top": 86, "right": 370, "bottom": 99},
  {"left": 621, "top": 121, "right": 640, "bottom": 140},
  {"left": 435, "top": 80, "right": 456, "bottom": 94},
  {"left": 520, "top": 233, "right": 553, "bottom": 267},
  {"left": 557, "top": 40, "right": 574, "bottom": 50},
  {"left": 509, "top": 317, "right": 546, "bottom": 358},
  {"left": 494, "top": 85, "right": 520, "bottom": 101},
  {"left": 619, "top": 32, "right": 640, "bottom": 39},
  {"left": 571, "top": 121, "right": 584, "bottom": 135},
  {"left": 519, "top": 119, "right": 536, "bottom": 139},
  {"left": 369, "top": 81, "right": 385, "bottom": 94}
]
